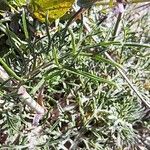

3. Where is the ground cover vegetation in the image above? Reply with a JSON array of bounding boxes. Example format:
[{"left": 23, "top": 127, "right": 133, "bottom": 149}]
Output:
[{"left": 0, "top": 0, "right": 150, "bottom": 149}]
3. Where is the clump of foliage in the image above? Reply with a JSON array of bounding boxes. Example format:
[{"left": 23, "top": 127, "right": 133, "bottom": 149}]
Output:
[{"left": 0, "top": 0, "right": 150, "bottom": 149}]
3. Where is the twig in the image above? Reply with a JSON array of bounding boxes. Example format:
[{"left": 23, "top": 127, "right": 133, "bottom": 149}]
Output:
[{"left": 18, "top": 86, "right": 45, "bottom": 114}]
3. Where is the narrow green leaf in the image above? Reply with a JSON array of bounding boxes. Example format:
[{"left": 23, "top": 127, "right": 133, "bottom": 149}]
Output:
[
  {"left": 31, "top": 78, "right": 45, "bottom": 95},
  {"left": 0, "top": 57, "right": 22, "bottom": 81},
  {"left": 68, "top": 28, "right": 77, "bottom": 55},
  {"left": 80, "top": 52, "right": 122, "bottom": 69},
  {"left": 63, "top": 67, "right": 116, "bottom": 86},
  {"left": 45, "top": 70, "right": 62, "bottom": 80},
  {"left": 52, "top": 47, "right": 60, "bottom": 66},
  {"left": 22, "top": 9, "right": 29, "bottom": 39},
  {"left": 82, "top": 41, "right": 150, "bottom": 49}
]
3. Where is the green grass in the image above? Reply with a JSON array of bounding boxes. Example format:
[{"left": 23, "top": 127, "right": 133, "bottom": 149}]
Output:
[{"left": 0, "top": 1, "right": 150, "bottom": 149}]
